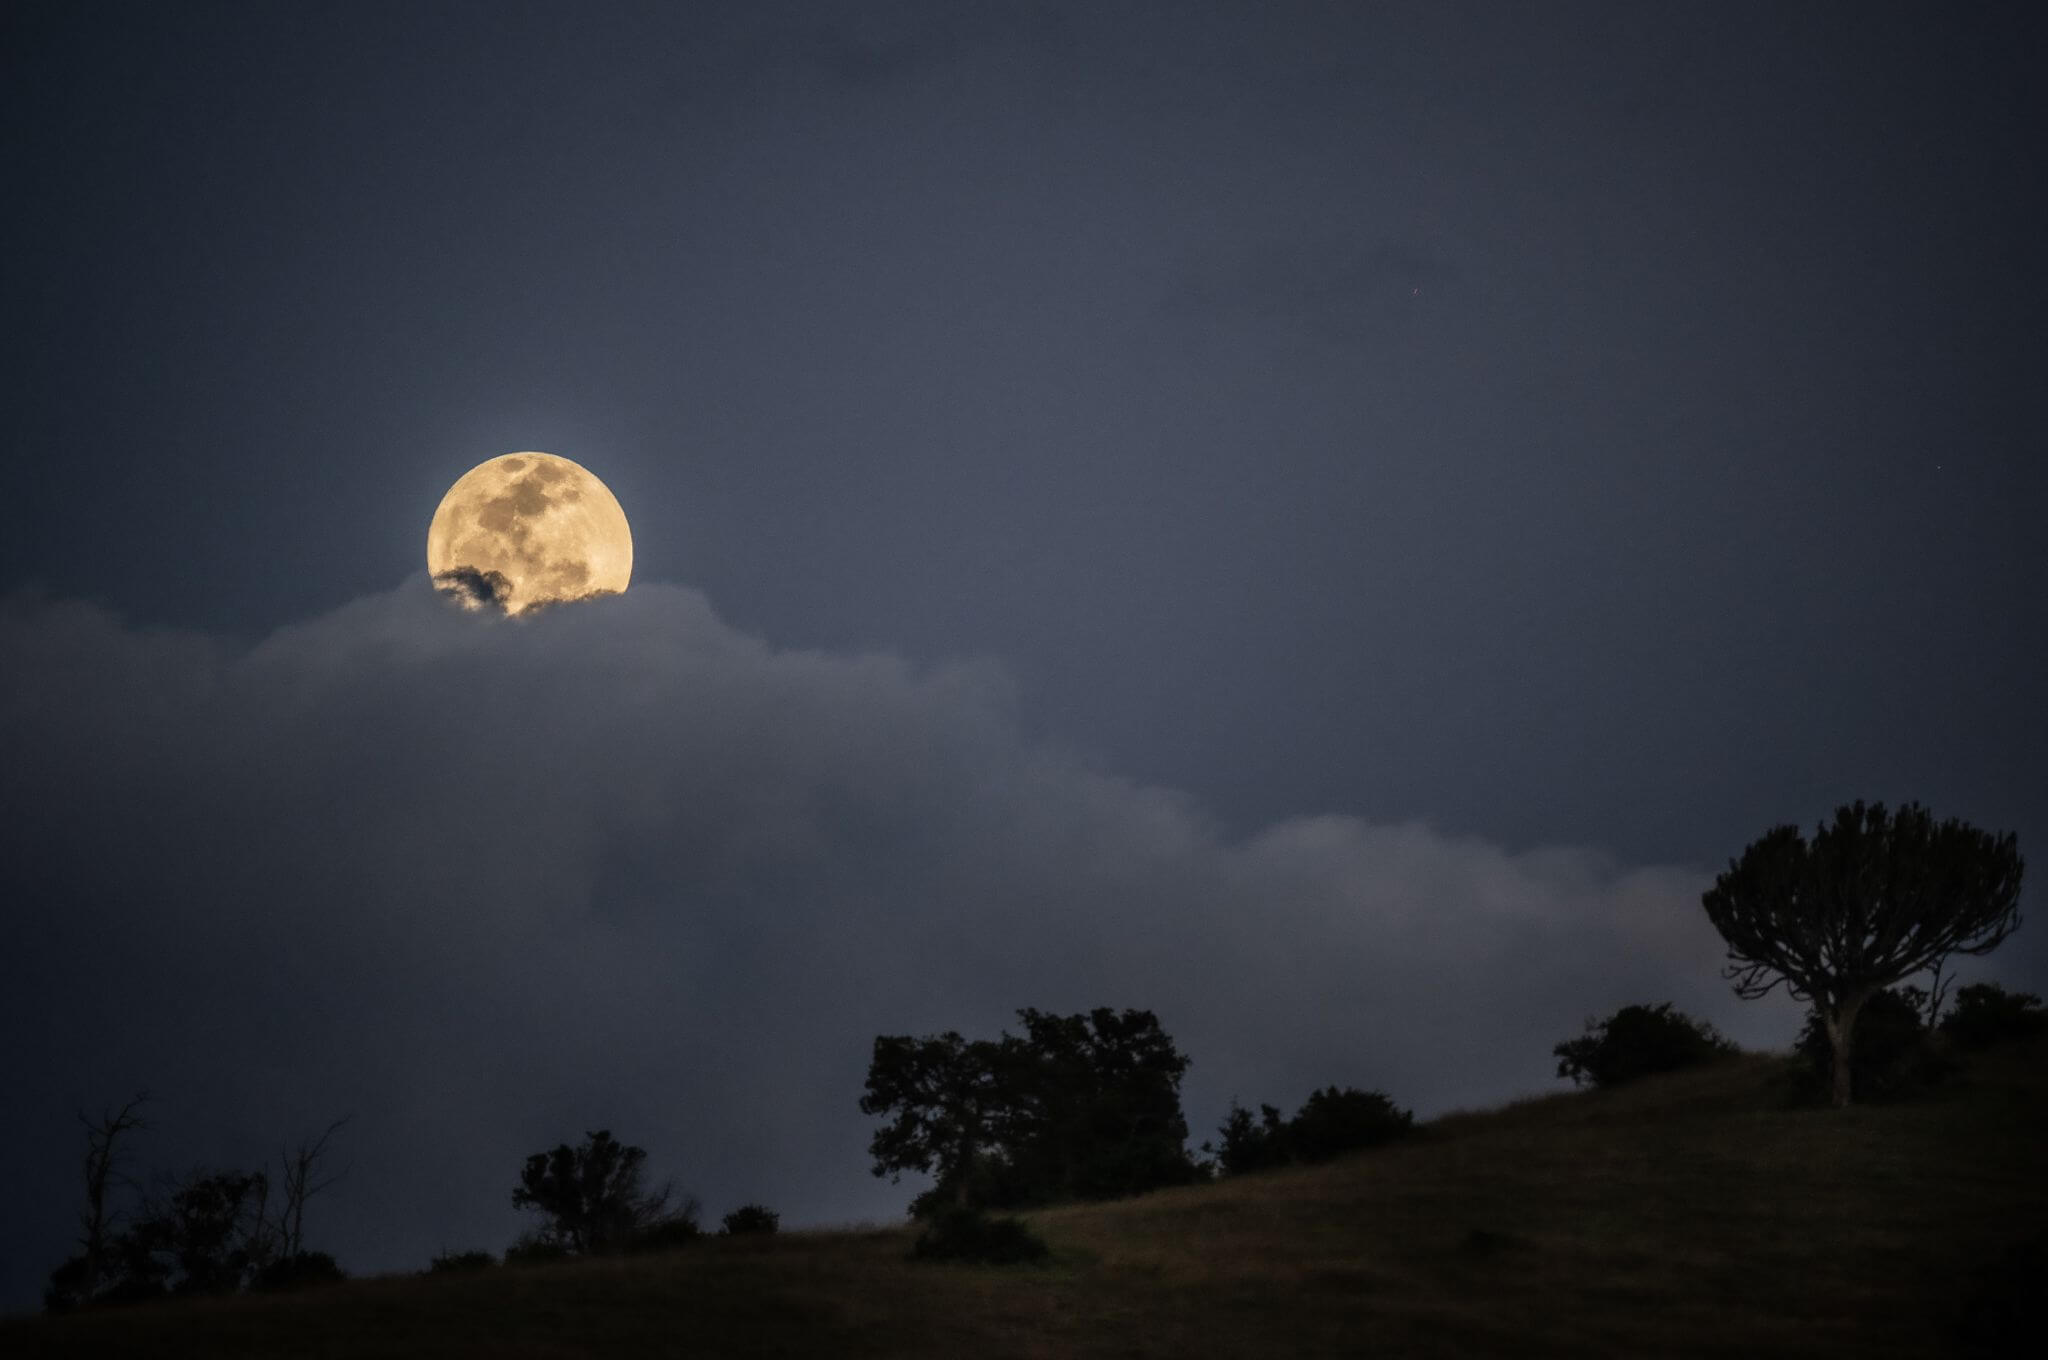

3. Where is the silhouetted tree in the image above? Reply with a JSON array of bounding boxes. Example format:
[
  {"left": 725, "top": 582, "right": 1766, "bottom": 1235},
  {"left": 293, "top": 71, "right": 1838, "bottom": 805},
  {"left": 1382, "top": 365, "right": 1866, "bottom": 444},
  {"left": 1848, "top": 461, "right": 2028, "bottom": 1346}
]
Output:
[
  {"left": 1208, "top": 1101, "right": 1291, "bottom": 1175},
  {"left": 861, "top": 1031, "right": 1019, "bottom": 1211},
  {"left": 109, "top": 1168, "right": 272, "bottom": 1298},
  {"left": 1206, "top": 1086, "right": 1412, "bottom": 1174},
  {"left": 250, "top": 1251, "right": 345, "bottom": 1292},
  {"left": 720, "top": 1204, "right": 780, "bottom": 1235},
  {"left": 276, "top": 1116, "right": 351, "bottom": 1259},
  {"left": 626, "top": 1211, "right": 704, "bottom": 1254},
  {"left": 45, "top": 1102, "right": 355, "bottom": 1312},
  {"left": 1552, "top": 1003, "right": 1738, "bottom": 1089},
  {"left": 1939, "top": 982, "right": 2048, "bottom": 1050},
  {"left": 503, "top": 1233, "right": 572, "bottom": 1267},
  {"left": 427, "top": 1249, "right": 497, "bottom": 1273},
  {"left": 93, "top": 1225, "right": 171, "bottom": 1305},
  {"left": 999, "top": 1008, "right": 1201, "bottom": 1204},
  {"left": 511, "top": 1130, "right": 692, "bottom": 1255},
  {"left": 1794, "top": 986, "right": 1946, "bottom": 1102},
  {"left": 862, "top": 1009, "right": 1200, "bottom": 1214},
  {"left": 1908, "top": 957, "right": 1958, "bottom": 1030},
  {"left": 45, "top": 1092, "right": 151, "bottom": 1313},
  {"left": 1701, "top": 801, "right": 2023, "bottom": 1106},
  {"left": 1287, "top": 1086, "right": 1414, "bottom": 1160}
]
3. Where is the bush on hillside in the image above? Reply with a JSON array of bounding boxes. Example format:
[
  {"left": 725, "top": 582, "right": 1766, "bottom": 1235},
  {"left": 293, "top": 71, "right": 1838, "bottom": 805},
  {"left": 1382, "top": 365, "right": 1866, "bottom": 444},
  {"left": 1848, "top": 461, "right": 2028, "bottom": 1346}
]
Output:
[
  {"left": 512, "top": 1130, "right": 690, "bottom": 1256},
  {"left": 910, "top": 1207, "right": 1050, "bottom": 1265},
  {"left": 426, "top": 1249, "right": 496, "bottom": 1274},
  {"left": 249, "top": 1251, "right": 345, "bottom": 1292},
  {"left": 1289, "top": 1087, "right": 1415, "bottom": 1161},
  {"left": 627, "top": 1214, "right": 704, "bottom": 1253},
  {"left": 1210, "top": 1102, "right": 1292, "bottom": 1175},
  {"left": 503, "top": 1233, "right": 572, "bottom": 1267},
  {"left": 1795, "top": 987, "right": 1955, "bottom": 1102},
  {"left": 720, "top": 1204, "right": 780, "bottom": 1236},
  {"left": 1208, "top": 1086, "right": 1414, "bottom": 1175},
  {"left": 1553, "top": 1003, "right": 1738, "bottom": 1089},
  {"left": 1939, "top": 983, "right": 2048, "bottom": 1050},
  {"left": 48, "top": 1166, "right": 275, "bottom": 1308}
]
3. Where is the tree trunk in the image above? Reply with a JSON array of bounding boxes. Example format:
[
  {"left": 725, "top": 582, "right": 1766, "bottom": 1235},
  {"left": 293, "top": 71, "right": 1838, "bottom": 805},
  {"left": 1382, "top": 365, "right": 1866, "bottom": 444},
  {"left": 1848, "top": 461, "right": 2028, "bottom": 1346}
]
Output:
[
  {"left": 1826, "top": 992, "right": 1870, "bottom": 1108},
  {"left": 81, "top": 1179, "right": 106, "bottom": 1300},
  {"left": 954, "top": 1141, "right": 977, "bottom": 1209}
]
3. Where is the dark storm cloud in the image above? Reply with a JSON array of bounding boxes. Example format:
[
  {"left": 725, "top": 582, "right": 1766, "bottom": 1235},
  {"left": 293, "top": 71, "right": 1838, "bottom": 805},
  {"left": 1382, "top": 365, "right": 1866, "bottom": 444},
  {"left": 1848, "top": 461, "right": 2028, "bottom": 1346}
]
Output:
[
  {"left": 0, "top": 581, "right": 1798, "bottom": 1309},
  {"left": 432, "top": 565, "right": 513, "bottom": 611}
]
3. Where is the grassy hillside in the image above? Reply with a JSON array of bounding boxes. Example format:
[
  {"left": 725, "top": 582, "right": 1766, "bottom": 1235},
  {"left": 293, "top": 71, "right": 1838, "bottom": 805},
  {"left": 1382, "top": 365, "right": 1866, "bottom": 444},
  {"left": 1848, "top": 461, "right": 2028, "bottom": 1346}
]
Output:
[{"left": 8, "top": 1040, "right": 2042, "bottom": 1358}]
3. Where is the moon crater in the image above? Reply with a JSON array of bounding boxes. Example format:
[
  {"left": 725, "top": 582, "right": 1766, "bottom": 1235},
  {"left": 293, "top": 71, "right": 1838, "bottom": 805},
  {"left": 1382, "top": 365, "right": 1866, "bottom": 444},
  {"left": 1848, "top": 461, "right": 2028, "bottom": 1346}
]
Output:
[{"left": 427, "top": 452, "right": 632, "bottom": 615}]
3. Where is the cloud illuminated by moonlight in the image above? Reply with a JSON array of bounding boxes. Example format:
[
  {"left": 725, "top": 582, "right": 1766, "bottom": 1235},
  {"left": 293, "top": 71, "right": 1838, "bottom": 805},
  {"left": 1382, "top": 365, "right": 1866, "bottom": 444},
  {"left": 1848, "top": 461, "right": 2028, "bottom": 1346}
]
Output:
[{"left": 0, "top": 578, "right": 1798, "bottom": 1307}]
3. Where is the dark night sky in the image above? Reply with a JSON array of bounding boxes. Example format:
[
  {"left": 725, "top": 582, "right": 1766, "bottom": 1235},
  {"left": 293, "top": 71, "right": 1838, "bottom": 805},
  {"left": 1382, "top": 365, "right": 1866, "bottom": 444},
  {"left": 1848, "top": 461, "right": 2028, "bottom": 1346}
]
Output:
[{"left": 4, "top": 0, "right": 2043, "bottom": 1314}]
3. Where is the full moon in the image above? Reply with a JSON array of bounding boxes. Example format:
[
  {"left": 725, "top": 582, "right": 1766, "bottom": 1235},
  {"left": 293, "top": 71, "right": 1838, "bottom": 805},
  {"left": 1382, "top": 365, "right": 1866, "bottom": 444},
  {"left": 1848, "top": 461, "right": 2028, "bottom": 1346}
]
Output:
[{"left": 426, "top": 452, "right": 633, "bottom": 615}]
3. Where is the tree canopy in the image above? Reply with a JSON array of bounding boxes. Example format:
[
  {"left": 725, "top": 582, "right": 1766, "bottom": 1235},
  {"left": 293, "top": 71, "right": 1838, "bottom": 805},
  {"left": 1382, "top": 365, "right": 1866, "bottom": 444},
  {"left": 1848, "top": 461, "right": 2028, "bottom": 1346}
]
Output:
[
  {"left": 510, "top": 1130, "right": 690, "bottom": 1255},
  {"left": 860, "top": 1030, "right": 1014, "bottom": 1207},
  {"left": 1701, "top": 800, "right": 2023, "bottom": 1105},
  {"left": 861, "top": 1007, "right": 1201, "bottom": 1213},
  {"left": 1209, "top": 1086, "right": 1412, "bottom": 1174},
  {"left": 1552, "top": 1003, "right": 1737, "bottom": 1089}
]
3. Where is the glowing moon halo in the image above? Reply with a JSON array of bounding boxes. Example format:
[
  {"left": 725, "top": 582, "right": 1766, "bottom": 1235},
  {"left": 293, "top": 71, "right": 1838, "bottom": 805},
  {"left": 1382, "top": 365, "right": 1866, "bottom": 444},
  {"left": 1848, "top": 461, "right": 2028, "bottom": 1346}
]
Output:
[{"left": 427, "top": 452, "right": 633, "bottom": 614}]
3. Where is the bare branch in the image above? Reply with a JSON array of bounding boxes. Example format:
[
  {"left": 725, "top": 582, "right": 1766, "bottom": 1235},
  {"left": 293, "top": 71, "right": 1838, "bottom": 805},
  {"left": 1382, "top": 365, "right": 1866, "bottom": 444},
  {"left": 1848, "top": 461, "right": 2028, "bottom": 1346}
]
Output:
[
  {"left": 64, "top": 1091, "right": 153, "bottom": 1305},
  {"left": 278, "top": 1115, "right": 353, "bottom": 1257}
]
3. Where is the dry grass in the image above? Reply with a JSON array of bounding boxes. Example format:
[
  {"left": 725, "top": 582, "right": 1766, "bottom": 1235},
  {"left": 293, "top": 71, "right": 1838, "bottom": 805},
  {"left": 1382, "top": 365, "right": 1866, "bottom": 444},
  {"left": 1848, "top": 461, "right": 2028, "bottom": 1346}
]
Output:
[{"left": 7, "top": 1040, "right": 2042, "bottom": 1358}]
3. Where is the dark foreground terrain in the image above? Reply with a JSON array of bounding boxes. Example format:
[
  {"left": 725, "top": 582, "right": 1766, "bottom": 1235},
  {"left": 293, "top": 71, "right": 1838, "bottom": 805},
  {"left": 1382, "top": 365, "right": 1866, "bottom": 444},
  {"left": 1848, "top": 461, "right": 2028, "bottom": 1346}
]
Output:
[{"left": 8, "top": 1038, "right": 2042, "bottom": 1358}]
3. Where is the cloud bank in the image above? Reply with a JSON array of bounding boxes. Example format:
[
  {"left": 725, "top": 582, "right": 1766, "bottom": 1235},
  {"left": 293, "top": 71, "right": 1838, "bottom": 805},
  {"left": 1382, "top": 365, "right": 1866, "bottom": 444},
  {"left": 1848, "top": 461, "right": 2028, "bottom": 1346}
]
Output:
[{"left": 0, "top": 580, "right": 1795, "bottom": 1307}]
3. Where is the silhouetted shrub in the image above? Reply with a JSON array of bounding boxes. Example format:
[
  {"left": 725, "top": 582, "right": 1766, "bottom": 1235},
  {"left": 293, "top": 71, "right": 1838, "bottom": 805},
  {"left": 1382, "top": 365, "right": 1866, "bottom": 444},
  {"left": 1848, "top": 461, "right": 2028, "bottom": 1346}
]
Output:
[
  {"left": 720, "top": 1204, "right": 780, "bottom": 1236},
  {"left": 1209, "top": 1101, "right": 1292, "bottom": 1175},
  {"left": 1289, "top": 1087, "right": 1414, "bottom": 1160},
  {"left": 512, "top": 1129, "right": 691, "bottom": 1256},
  {"left": 1553, "top": 1003, "right": 1738, "bottom": 1089},
  {"left": 1940, "top": 983, "right": 2048, "bottom": 1050},
  {"left": 96, "top": 1266, "right": 167, "bottom": 1308},
  {"left": 69, "top": 1168, "right": 270, "bottom": 1302},
  {"left": 503, "top": 1234, "right": 572, "bottom": 1267},
  {"left": 1796, "top": 987, "right": 1956, "bottom": 1102},
  {"left": 627, "top": 1214, "right": 704, "bottom": 1254},
  {"left": 906, "top": 1183, "right": 959, "bottom": 1221},
  {"left": 426, "top": 1249, "right": 497, "bottom": 1274},
  {"left": 910, "top": 1207, "right": 1050, "bottom": 1265},
  {"left": 250, "top": 1251, "right": 345, "bottom": 1292},
  {"left": 42, "top": 1256, "right": 100, "bottom": 1314},
  {"left": 47, "top": 1168, "right": 278, "bottom": 1310},
  {"left": 1208, "top": 1087, "right": 1413, "bottom": 1175}
]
